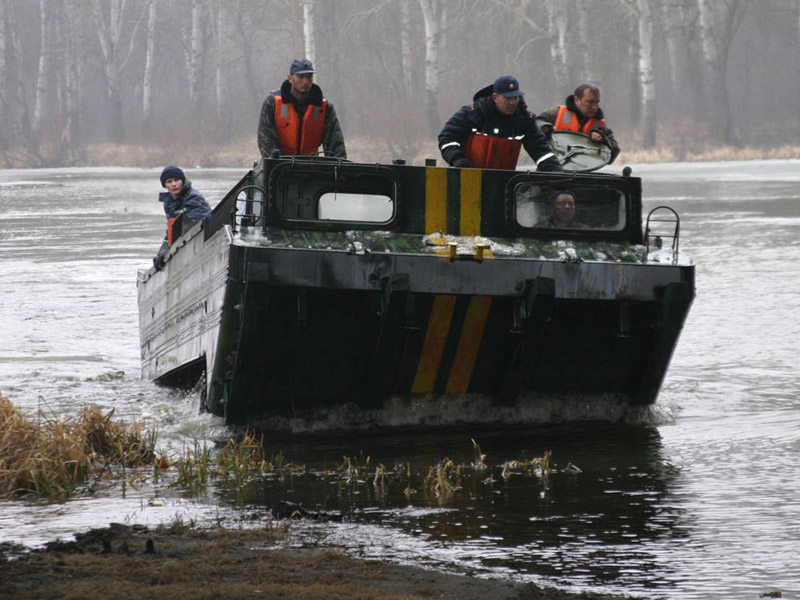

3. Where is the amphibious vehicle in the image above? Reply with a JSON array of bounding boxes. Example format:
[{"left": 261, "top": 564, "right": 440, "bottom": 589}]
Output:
[{"left": 137, "top": 152, "right": 694, "bottom": 425}]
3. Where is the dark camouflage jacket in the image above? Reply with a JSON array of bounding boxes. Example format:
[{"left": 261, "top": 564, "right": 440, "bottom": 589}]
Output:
[{"left": 257, "top": 79, "right": 347, "bottom": 159}]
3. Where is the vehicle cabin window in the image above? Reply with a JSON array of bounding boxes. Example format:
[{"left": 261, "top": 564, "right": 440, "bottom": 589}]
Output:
[
  {"left": 514, "top": 182, "right": 627, "bottom": 231},
  {"left": 275, "top": 167, "right": 395, "bottom": 223}
]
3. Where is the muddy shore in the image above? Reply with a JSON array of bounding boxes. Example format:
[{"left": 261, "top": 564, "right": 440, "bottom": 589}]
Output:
[{"left": 0, "top": 524, "right": 632, "bottom": 600}]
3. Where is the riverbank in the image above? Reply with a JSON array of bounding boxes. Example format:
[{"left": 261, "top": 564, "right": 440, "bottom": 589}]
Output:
[
  {"left": 0, "top": 524, "right": 631, "bottom": 600},
  {"left": 33, "top": 138, "right": 800, "bottom": 171}
]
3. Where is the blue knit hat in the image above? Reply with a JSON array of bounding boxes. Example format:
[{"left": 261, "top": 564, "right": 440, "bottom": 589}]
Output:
[{"left": 160, "top": 165, "right": 185, "bottom": 187}]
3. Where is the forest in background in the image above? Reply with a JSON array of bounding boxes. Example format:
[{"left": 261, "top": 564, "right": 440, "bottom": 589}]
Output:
[{"left": 1, "top": 0, "right": 799, "bottom": 169}]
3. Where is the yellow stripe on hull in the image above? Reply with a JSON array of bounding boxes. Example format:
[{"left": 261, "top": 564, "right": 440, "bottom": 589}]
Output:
[
  {"left": 446, "top": 296, "right": 492, "bottom": 393},
  {"left": 411, "top": 295, "right": 456, "bottom": 393},
  {"left": 459, "top": 169, "right": 482, "bottom": 236},
  {"left": 425, "top": 167, "right": 448, "bottom": 234}
]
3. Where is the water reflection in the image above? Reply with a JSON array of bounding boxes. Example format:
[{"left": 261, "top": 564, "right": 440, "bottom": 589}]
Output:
[{"left": 218, "top": 422, "right": 684, "bottom": 591}]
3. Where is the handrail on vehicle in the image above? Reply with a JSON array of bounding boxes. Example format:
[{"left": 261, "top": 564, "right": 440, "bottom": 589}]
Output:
[{"left": 645, "top": 205, "right": 680, "bottom": 264}]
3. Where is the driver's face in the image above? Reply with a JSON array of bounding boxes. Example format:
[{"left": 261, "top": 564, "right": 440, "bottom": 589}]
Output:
[{"left": 553, "top": 193, "right": 576, "bottom": 223}]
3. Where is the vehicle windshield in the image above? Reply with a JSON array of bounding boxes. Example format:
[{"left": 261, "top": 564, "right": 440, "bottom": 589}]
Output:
[
  {"left": 273, "top": 165, "right": 396, "bottom": 224},
  {"left": 513, "top": 182, "right": 627, "bottom": 231}
]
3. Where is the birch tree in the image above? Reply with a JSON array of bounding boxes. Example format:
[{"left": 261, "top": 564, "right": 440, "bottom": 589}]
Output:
[
  {"left": 545, "top": 0, "right": 569, "bottom": 91},
  {"left": 400, "top": 0, "right": 414, "bottom": 96},
  {"left": 187, "top": 0, "right": 207, "bottom": 112},
  {"left": 90, "top": 0, "right": 147, "bottom": 143},
  {"left": 697, "top": 0, "right": 748, "bottom": 144},
  {"left": 574, "top": 1, "right": 593, "bottom": 83},
  {"left": 302, "top": 1, "right": 315, "bottom": 66},
  {"left": 142, "top": 0, "right": 157, "bottom": 134},
  {"left": 0, "top": 0, "right": 7, "bottom": 163},
  {"left": 418, "top": 0, "right": 446, "bottom": 130},
  {"left": 58, "top": 1, "right": 81, "bottom": 158},
  {"left": 30, "top": 0, "right": 52, "bottom": 144},
  {"left": 661, "top": 0, "right": 691, "bottom": 96},
  {"left": 624, "top": 0, "right": 657, "bottom": 148},
  {"left": 3, "top": 1, "right": 34, "bottom": 160}
]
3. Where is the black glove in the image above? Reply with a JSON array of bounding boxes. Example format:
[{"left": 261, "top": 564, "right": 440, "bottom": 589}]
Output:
[{"left": 453, "top": 157, "right": 473, "bottom": 168}]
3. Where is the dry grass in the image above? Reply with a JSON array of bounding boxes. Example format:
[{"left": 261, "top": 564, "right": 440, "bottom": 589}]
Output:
[
  {"left": 0, "top": 393, "right": 156, "bottom": 499},
  {"left": 12, "top": 135, "right": 800, "bottom": 170},
  {"left": 618, "top": 143, "right": 800, "bottom": 165}
]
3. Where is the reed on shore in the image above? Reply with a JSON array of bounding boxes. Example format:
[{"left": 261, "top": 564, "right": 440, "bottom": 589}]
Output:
[{"left": 0, "top": 393, "right": 156, "bottom": 499}]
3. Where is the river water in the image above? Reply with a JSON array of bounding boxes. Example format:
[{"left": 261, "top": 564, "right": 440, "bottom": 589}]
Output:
[{"left": 1, "top": 161, "right": 798, "bottom": 599}]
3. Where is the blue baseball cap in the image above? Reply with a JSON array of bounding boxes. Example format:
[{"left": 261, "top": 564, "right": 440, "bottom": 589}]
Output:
[
  {"left": 493, "top": 75, "right": 523, "bottom": 97},
  {"left": 289, "top": 58, "right": 315, "bottom": 75}
]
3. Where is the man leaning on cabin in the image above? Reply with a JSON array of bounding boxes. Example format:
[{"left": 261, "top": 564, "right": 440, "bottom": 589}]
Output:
[
  {"left": 537, "top": 83, "right": 620, "bottom": 164},
  {"left": 257, "top": 58, "right": 347, "bottom": 160},
  {"left": 438, "top": 75, "right": 563, "bottom": 172},
  {"left": 153, "top": 166, "right": 212, "bottom": 270}
]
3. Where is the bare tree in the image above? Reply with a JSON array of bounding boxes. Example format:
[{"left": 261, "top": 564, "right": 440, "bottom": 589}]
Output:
[
  {"left": 187, "top": 0, "right": 207, "bottom": 112},
  {"left": 574, "top": 3, "right": 593, "bottom": 83},
  {"left": 3, "top": 1, "right": 36, "bottom": 162},
  {"left": 418, "top": 0, "right": 446, "bottom": 130},
  {"left": 546, "top": 0, "right": 569, "bottom": 90},
  {"left": 302, "top": 0, "right": 315, "bottom": 65},
  {"left": 30, "top": 0, "right": 52, "bottom": 145},
  {"left": 90, "top": 0, "right": 147, "bottom": 143},
  {"left": 623, "top": 0, "right": 657, "bottom": 148},
  {"left": 697, "top": 0, "right": 748, "bottom": 144},
  {"left": 142, "top": 0, "right": 157, "bottom": 135},
  {"left": 400, "top": 0, "right": 414, "bottom": 96},
  {"left": 58, "top": 1, "right": 82, "bottom": 159}
]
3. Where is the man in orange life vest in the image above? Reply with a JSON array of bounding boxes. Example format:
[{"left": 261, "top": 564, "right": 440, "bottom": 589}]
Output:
[
  {"left": 258, "top": 59, "right": 347, "bottom": 159},
  {"left": 537, "top": 83, "right": 620, "bottom": 164},
  {"left": 438, "top": 75, "right": 562, "bottom": 171}
]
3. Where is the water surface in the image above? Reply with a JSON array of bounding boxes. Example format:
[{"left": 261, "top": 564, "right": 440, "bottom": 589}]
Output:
[{"left": 1, "top": 161, "right": 799, "bottom": 599}]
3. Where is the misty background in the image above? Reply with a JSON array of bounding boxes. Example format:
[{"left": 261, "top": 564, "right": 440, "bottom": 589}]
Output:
[{"left": 0, "top": 0, "right": 797, "bottom": 168}]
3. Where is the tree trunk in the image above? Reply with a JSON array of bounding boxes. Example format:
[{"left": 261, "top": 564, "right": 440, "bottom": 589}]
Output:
[
  {"left": 0, "top": 0, "right": 8, "bottom": 164},
  {"left": 142, "top": 0, "right": 157, "bottom": 135},
  {"left": 303, "top": 1, "right": 315, "bottom": 66},
  {"left": 90, "top": 0, "right": 126, "bottom": 143},
  {"left": 574, "top": 1, "right": 592, "bottom": 82},
  {"left": 290, "top": 0, "right": 303, "bottom": 58},
  {"left": 697, "top": 0, "right": 747, "bottom": 145},
  {"left": 546, "top": 0, "right": 569, "bottom": 90},
  {"left": 628, "top": 15, "right": 641, "bottom": 129},
  {"left": 636, "top": 0, "right": 657, "bottom": 148},
  {"left": 212, "top": 2, "right": 227, "bottom": 123},
  {"left": 59, "top": 0, "right": 81, "bottom": 159},
  {"left": 418, "top": 0, "right": 442, "bottom": 131},
  {"left": 188, "top": 0, "right": 206, "bottom": 112},
  {"left": 31, "top": 0, "right": 52, "bottom": 144},
  {"left": 5, "top": 1, "right": 36, "bottom": 162},
  {"left": 400, "top": 0, "right": 414, "bottom": 97}
]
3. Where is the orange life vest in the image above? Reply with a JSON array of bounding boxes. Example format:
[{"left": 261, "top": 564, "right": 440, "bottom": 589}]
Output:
[
  {"left": 274, "top": 94, "right": 327, "bottom": 156},
  {"left": 167, "top": 217, "right": 179, "bottom": 244},
  {"left": 554, "top": 105, "right": 604, "bottom": 135},
  {"left": 463, "top": 133, "right": 523, "bottom": 170}
]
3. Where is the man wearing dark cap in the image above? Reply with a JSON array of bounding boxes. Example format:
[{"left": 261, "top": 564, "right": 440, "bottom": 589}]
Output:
[
  {"left": 438, "top": 75, "right": 562, "bottom": 171},
  {"left": 257, "top": 58, "right": 347, "bottom": 159},
  {"left": 153, "top": 165, "right": 212, "bottom": 269}
]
